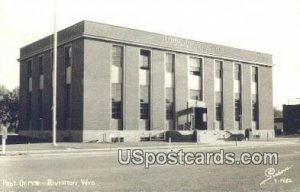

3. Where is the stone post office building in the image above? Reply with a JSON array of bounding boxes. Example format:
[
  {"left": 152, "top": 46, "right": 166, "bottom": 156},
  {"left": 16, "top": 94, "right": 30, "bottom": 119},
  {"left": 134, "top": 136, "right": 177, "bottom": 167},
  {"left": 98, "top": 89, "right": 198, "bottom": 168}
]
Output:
[{"left": 19, "top": 21, "right": 274, "bottom": 142}]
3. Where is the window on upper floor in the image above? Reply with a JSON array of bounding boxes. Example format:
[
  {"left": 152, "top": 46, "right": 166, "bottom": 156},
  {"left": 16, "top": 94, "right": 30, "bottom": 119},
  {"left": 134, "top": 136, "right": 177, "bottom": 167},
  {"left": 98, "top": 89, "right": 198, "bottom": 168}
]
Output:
[
  {"left": 215, "top": 60, "right": 223, "bottom": 78},
  {"left": 252, "top": 66, "right": 258, "bottom": 83},
  {"left": 27, "top": 60, "right": 32, "bottom": 77},
  {"left": 166, "top": 53, "right": 175, "bottom": 73},
  {"left": 189, "top": 57, "right": 202, "bottom": 76},
  {"left": 140, "top": 50, "right": 151, "bottom": 70},
  {"left": 65, "top": 46, "right": 72, "bottom": 67},
  {"left": 235, "top": 64, "right": 241, "bottom": 81},
  {"left": 112, "top": 45, "right": 123, "bottom": 67}
]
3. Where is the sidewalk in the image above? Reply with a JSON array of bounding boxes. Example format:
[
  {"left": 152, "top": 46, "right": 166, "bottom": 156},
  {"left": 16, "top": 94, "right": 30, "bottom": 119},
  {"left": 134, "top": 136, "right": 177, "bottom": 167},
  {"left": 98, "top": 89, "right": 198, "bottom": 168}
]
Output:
[{"left": 1, "top": 137, "right": 299, "bottom": 157}]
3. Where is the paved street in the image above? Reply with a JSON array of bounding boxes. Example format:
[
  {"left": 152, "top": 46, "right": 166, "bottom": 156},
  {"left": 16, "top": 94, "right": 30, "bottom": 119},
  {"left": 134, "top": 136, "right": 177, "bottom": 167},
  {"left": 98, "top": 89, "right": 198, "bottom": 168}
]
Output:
[{"left": 0, "top": 142, "right": 299, "bottom": 192}]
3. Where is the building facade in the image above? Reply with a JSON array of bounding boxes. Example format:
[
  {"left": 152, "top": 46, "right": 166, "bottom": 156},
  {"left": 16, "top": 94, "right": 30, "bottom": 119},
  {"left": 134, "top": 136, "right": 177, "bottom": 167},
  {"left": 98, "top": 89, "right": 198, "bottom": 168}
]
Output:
[
  {"left": 19, "top": 21, "right": 274, "bottom": 142},
  {"left": 283, "top": 102, "right": 300, "bottom": 134}
]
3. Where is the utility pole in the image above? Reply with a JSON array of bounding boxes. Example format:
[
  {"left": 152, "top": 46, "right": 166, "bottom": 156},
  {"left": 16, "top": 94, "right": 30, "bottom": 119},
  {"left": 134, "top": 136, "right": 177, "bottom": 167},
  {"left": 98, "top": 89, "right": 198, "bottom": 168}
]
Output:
[{"left": 52, "top": 0, "right": 58, "bottom": 146}]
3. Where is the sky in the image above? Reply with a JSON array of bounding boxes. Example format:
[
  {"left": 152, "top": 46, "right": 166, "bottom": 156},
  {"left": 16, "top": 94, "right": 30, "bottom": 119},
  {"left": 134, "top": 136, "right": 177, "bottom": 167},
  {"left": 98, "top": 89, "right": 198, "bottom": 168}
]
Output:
[{"left": 0, "top": 0, "right": 299, "bottom": 109}]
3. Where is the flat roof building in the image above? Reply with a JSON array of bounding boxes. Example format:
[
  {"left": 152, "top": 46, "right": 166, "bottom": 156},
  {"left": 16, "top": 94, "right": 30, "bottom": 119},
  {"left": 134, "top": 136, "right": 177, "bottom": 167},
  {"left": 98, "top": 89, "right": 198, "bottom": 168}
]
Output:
[
  {"left": 19, "top": 21, "right": 274, "bottom": 142},
  {"left": 283, "top": 103, "right": 300, "bottom": 134}
]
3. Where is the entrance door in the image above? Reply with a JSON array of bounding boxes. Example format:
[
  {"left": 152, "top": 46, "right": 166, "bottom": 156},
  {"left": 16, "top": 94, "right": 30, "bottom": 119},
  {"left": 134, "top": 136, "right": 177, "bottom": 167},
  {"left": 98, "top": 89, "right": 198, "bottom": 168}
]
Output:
[{"left": 194, "top": 107, "right": 207, "bottom": 130}]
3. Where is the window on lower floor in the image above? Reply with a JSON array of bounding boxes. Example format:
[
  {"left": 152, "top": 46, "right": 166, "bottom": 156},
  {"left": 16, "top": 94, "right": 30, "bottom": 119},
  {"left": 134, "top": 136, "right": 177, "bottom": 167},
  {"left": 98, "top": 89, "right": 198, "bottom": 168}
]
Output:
[
  {"left": 27, "top": 92, "right": 32, "bottom": 120},
  {"left": 112, "top": 101, "right": 122, "bottom": 119},
  {"left": 140, "top": 85, "right": 149, "bottom": 103},
  {"left": 216, "top": 103, "right": 223, "bottom": 121},
  {"left": 235, "top": 99, "right": 241, "bottom": 121},
  {"left": 38, "top": 90, "right": 43, "bottom": 119},
  {"left": 64, "top": 84, "right": 71, "bottom": 119},
  {"left": 166, "top": 102, "right": 174, "bottom": 120},
  {"left": 215, "top": 91, "right": 222, "bottom": 103},
  {"left": 252, "top": 101, "right": 258, "bottom": 121},
  {"left": 140, "top": 103, "right": 149, "bottom": 119},
  {"left": 112, "top": 83, "right": 122, "bottom": 101},
  {"left": 112, "top": 83, "right": 122, "bottom": 119}
]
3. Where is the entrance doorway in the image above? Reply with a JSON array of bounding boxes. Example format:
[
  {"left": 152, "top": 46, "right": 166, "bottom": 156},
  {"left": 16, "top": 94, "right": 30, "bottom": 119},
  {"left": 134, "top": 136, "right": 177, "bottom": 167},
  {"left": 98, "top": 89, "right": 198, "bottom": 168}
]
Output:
[{"left": 194, "top": 107, "right": 207, "bottom": 130}]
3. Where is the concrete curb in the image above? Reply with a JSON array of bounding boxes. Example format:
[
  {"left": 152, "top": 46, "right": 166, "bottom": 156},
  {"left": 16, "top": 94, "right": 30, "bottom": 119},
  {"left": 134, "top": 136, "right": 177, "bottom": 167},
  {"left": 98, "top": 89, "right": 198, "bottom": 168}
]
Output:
[{"left": 1, "top": 140, "right": 299, "bottom": 157}]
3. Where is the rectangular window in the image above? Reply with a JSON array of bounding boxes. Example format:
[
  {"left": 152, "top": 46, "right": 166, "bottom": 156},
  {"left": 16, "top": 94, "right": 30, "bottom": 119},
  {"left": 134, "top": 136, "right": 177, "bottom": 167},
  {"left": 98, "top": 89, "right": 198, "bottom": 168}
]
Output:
[
  {"left": 66, "top": 66, "right": 71, "bottom": 84},
  {"left": 235, "top": 100, "right": 241, "bottom": 121},
  {"left": 140, "top": 85, "right": 150, "bottom": 120},
  {"left": 112, "top": 83, "right": 122, "bottom": 101},
  {"left": 50, "top": 51, "right": 54, "bottom": 72},
  {"left": 235, "top": 93, "right": 241, "bottom": 121},
  {"left": 38, "top": 55, "right": 44, "bottom": 89},
  {"left": 27, "top": 92, "right": 32, "bottom": 120},
  {"left": 215, "top": 60, "right": 223, "bottom": 78},
  {"left": 39, "top": 75, "right": 44, "bottom": 90},
  {"left": 190, "top": 89, "right": 202, "bottom": 100},
  {"left": 166, "top": 88, "right": 174, "bottom": 120},
  {"left": 189, "top": 57, "right": 202, "bottom": 76},
  {"left": 140, "top": 103, "right": 150, "bottom": 119},
  {"left": 65, "top": 46, "right": 72, "bottom": 85},
  {"left": 166, "top": 103, "right": 174, "bottom": 120},
  {"left": 112, "top": 46, "right": 123, "bottom": 67},
  {"left": 112, "top": 83, "right": 122, "bottom": 119},
  {"left": 252, "top": 66, "right": 258, "bottom": 82},
  {"left": 140, "top": 85, "right": 149, "bottom": 103},
  {"left": 27, "top": 60, "right": 32, "bottom": 77},
  {"left": 166, "top": 53, "right": 175, "bottom": 73},
  {"left": 140, "top": 50, "right": 151, "bottom": 69},
  {"left": 235, "top": 92, "right": 240, "bottom": 100},
  {"left": 38, "top": 90, "right": 43, "bottom": 118},
  {"left": 252, "top": 93, "right": 258, "bottom": 123},
  {"left": 252, "top": 101, "right": 258, "bottom": 121},
  {"left": 28, "top": 77, "right": 32, "bottom": 92},
  {"left": 216, "top": 103, "right": 223, "bottom": 121},
  {"left": 235, "top": 64, "right": 241, "bottom": 81},
  {"left": 65, "top": 46, "right": 72, "bottom": 67},
  {"left": 215, "top": 90, "right": 223, "bottom": 129},
  {"left": 112, "top": 102, "right": 122, "bottom": 119},
  {"left": 65, "top": 84, "right": 71, "bottom": 119},
  {"left": 166, "top": 88, "right": 174, "bottom": 103},
  {"left": 215, "top": 91, "right": 222, "bottom": 103},
  {"left": 38, "top": 55, "right": 44, "bottom": 75},
  {"left": 251, "top": 66, "right": 259, "bottom": 128},
  {"left": 252, "top": 94, "right": 257, "bottom": 103}
]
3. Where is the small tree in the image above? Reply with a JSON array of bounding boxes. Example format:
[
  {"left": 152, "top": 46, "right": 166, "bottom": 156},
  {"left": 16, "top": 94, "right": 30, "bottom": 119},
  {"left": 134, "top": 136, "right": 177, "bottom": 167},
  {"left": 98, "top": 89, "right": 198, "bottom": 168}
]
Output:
[{"left": 0, "top": 86, "right": 19, "bottom": 132}]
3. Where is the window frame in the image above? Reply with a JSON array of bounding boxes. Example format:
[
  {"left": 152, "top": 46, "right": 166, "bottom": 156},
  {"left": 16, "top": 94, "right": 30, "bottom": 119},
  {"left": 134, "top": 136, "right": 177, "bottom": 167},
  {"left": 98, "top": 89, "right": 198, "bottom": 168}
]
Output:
[
  {"left": 64, "top": 45, "right": 72, "bottom": 68},
  {"left": 27, "top": 59, "right": 33, "bottom": 77},
  {"left": 189, "top": 57, "right": 203, "bottom": 76},
  {"left": 215, "top": 60, "right": 223, "bottom": 78},
  {"left": 140, "top": 49, "right": 151, "bottom": 70},
  {"left": 112, "top": 45, "right": 124, "bottom": 67},
  {"left": 165, "top": 53, "right": 175, "bottom": 73},
  {"left": 140, "top": 102, "right": 150, "bottom": 120}
]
